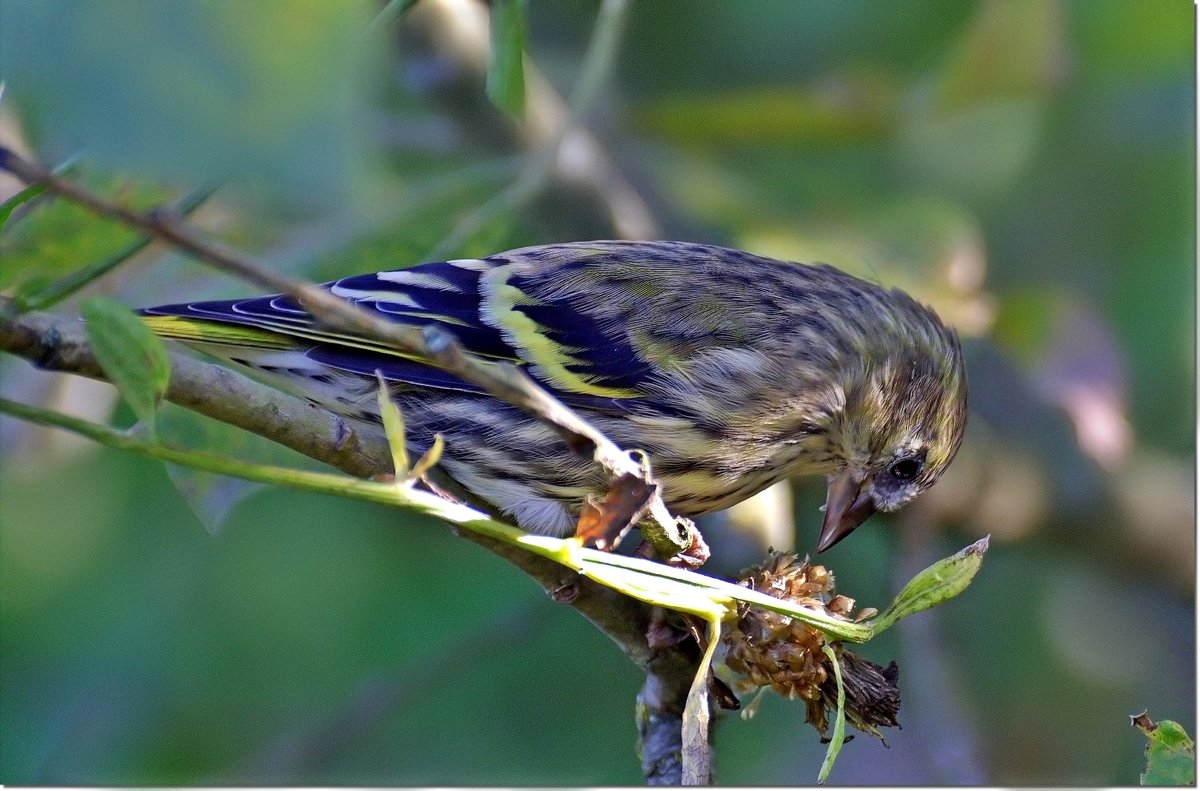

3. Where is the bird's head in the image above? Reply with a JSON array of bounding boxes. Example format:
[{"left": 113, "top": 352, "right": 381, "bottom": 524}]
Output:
[{"left": 815, "top": 304, "right": 968, "bottom": 552}]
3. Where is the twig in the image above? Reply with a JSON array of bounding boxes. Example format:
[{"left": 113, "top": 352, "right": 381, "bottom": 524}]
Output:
[
  {"left": 0, "top": 378, "right": 704, "bottom": 784},
  {"left": 17, "top": 181, "right": 220, "bottom": 311},
  {"left": 0, "top": 318, "right": 703, "bottom": 786},
  {"left": 422, "top": 0, "right": 633, "bottom": 259},
  {"left": 0, "top": 299, "right": 393, "bottom": 477},
  {"left": 0, "top": 145, "right": 696, "bottom": 558},
  {"left": 413, "top": 0, "right": 659, "bottom": 248}
]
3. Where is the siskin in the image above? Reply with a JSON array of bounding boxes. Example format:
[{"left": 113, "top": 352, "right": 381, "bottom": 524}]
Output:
[{"left": 140, "top": 241, "right": 968, "bottom": 551}]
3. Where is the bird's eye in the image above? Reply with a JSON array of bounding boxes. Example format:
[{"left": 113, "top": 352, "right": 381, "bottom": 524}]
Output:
[{"left": 889, "top": 457, "right": 922, "bottom": 481}]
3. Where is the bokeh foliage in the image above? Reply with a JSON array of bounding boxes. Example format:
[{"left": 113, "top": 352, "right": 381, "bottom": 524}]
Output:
[{"left": 0, "top": 0, "right": 1193, "bottom": 784}]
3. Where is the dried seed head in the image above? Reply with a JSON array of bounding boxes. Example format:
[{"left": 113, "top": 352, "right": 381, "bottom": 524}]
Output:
[{"left": 721, "top": 550, "right": 901, "bottom": 740}]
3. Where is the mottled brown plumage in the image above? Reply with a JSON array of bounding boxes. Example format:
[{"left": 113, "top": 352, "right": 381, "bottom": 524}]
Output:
[{"left": 142, "top": 241, "right": 968, "bottom": 550}]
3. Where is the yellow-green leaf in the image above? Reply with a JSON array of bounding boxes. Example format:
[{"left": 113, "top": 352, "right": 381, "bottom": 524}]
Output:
[
  {"left": 870, "top": 535, "right": 989, "bottom": 633},
  {"left": 0, "top": 181, "right": 46, "bottom": 233},
  {"left": 0, "top": 152, "right": 81, "bottom": 233},
  {"left": 375, "top": 372, "right": 409, "bottom": 477}
]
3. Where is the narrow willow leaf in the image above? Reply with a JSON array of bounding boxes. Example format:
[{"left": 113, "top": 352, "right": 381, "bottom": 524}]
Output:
[
  {"left": 166, "top": 463, "right": 265, "bottom": 536},
  {"left": 817, "top": 646, "right": 847, "bottom": 784},
  {"left": 578, "top": 559, "right": 732, "bottom": 621},
  {"left": 1, "top": 176, "right": 142, "bottom": 291},
  {"left": 158, "top": 404, "right": 317, "bottom": 535},
  {"left": 20, "top": 180, "right": 217, "bottom": 310},
  {"left": 375, "top": 372, "right": 409, "bottom": 476},
  {"left": 82, "top": 296, "right": 171, "bottom": 436},
  {"left": 487, "top": 0, "right": 527, "bottom": 117}
]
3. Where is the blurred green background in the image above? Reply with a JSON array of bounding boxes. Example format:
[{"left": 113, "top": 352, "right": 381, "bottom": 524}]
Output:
[{"left": 0, "top": 0, "right": 1193, "bottom": 784}]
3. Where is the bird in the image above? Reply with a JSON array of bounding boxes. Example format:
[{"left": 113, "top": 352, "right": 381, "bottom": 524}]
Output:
[{"left": 139, "top": 240, "right": 968, "bottom": 552}]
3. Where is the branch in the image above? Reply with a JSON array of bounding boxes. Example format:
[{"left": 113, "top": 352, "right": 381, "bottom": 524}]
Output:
[
  {"left": 0, "top": 298, "right": 392, "bottom": 477},
  {"left": 0, "top": 296, "right": 662, "bottom": 639},
  {"left": 411, "top": 0, "right": 660, "bottom": 250},
  {"left": 0, "top": 145, "right": 699, "bottom": 561},
  {"left": 0, "top": 291, "right": 702, "bottom": 785},
  {"left": 0, "top": 3, "right": 701, "bottom": 764}
]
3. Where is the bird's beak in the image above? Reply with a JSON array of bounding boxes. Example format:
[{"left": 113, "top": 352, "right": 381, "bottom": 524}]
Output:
[{"left": 817, "top": 467, "right": 876, "bottom": 553}]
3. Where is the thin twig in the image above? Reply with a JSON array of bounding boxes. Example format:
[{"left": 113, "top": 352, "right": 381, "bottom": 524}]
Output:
[
  {"left": 423, "top": 0, "right": 634, "bottom": 259},
  {"left": 0, "top": 299, "right": 393, "bottom": 477},
  {"left": 0, "top": 145, "right": 695, "bottom": 557},
  {"left": 19, "top": 181, "right": 220, "bottom": 311},
  {"left": 414, "top": 0, "right": 658, "bottom": 250}
]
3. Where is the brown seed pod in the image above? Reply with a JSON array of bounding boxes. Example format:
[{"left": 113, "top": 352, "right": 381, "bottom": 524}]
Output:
[{"left": 721, "top": 551, "right": 901, "bottom": 740}]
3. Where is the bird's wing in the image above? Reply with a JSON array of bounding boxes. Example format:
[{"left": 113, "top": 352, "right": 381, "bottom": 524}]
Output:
[{"left": 138, "top": 243, "right": 731, "bottom": 412}]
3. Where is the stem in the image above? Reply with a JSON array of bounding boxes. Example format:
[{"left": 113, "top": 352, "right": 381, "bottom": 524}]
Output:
[
  {"left": 424, "top": 0, "right": 637, "bottom": 260},
  {"left": 0, "top": 385, "right": 686, "bottom": 699},
  {"left": 0, "top": 396, "right": 415, "bottom": 509}
]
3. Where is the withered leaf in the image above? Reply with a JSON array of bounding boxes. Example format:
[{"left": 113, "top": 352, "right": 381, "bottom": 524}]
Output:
[{"left": 573, "top": 472, "right": 657, "bottom": 550}]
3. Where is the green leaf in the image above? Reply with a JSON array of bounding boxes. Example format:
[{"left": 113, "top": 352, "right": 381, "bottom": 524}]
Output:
[
  {"left": 487, "top": 0, "right": 527, "bottom": 117},
  {"left": 869, "top": 535, "right": 989, "bottom": 633},
  {"left": 0, "top": 152, "right": 81, "bottom": 232},
  {"left": 164, "top": 463, "right": 266, "bottom": 536},
  {"left": 157, "top": 404, "right": 319, "bottom": 535},
  {"left": 1134, "top": 713, "right": 1195, "bottom": 786},
  {"left": 631, "top": 79, "right": 898, "bottom": 146},
  {"left": 408, "top": 433, "right": 445, "bottom": 482},
  {"left": 0, "top": 172, "right": 146, "bottom": 291},
  {"left": 16, "top": 180, "right": 217, "bottom": 311},
  {"left": 0, "top": 181, "right": 46, "bottom": 232},
  {"left": 817, "top": 646, "right": 847, "bottom": 784},
  {"left": 82, "top": 297, "right": 172, "bottom": 437},
  {"left": 934, "top": 0, "right": 1067, "bottom": 109}
]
